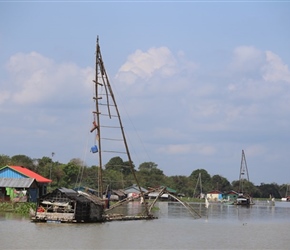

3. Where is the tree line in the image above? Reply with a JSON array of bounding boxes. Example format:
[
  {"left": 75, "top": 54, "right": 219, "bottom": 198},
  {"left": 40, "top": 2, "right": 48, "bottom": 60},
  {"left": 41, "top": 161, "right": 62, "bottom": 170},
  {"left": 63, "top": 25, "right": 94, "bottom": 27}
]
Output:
[{"left": 0, "top": 154, "right": 287, "bottom": 198}]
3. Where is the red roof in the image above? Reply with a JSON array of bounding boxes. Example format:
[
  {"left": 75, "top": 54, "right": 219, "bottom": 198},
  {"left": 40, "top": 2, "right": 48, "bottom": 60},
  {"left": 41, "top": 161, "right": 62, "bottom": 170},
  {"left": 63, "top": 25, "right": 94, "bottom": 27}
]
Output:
[
  {"left": 207, "top": 190, "right": 223, "bottom": 194},
  {"left": 10, "top": 166, "right": 52, "bottom": 183}
]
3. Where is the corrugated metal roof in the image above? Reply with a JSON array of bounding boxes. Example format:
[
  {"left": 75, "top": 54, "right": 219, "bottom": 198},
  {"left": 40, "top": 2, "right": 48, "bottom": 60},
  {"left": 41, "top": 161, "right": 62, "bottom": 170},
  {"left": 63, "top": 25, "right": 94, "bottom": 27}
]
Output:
[
  {"left": 59, "top": 187, "right": 78, "bottom": 194},
  {"left": 160, "top": 186, "right": 176, "bottom": 193},
  {"left": 41, "top": 188, "right": 103, "bottom": 206},
  {"left": 0, "top": 178, "right": 35, "bottom": 188},
  {"left": 124, "top": 184, "right": 148, "bottom": 194},
  {"left": 112, "top": 189, "right": 126, "bottom": 196}
]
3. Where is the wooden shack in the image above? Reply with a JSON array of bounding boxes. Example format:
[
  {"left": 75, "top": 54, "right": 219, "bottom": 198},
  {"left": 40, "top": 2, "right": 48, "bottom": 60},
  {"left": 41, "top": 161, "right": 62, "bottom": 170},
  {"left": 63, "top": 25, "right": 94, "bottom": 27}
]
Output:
[{"left": 32, "top": 187, "right": 104, "bottom": 223}]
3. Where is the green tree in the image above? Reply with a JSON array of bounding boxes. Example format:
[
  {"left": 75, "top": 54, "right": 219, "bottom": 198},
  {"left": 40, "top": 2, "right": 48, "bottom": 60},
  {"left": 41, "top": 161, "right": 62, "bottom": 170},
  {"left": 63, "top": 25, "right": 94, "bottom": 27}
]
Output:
[
  {"left": 52, "top": 163, "right": 66, "bottom": 188},
  {"left": 257, "top": 182, "right": 281, "bottom": 198},
  {"left": 10, "top": 155, "right": 34, "bottom": 170},
  {"left": 0, "top": 154, "right": 11, "bottom": 166},
  {"left": 189, "top": 169, "right": 212, "bottom": 193},
  {"left": 137, "top": 162, "right": 165, "bottom": 188},
  {"left": 123, "top": 160, "right": 135, "bottom": 176},
  {"left": 168, "top": 175, "right": 193, "bottom": 197},
  {"left": 232, "top": 179, "right": 259, "bottom": 196},
  {"left": 81, "top": 165, "right": 99, "bottom": 189},
  {"left": 35, "top": 156, "right": 52, "bottom": 178},
  {"left": 62, "top": 158, "right": 83, "bottom": 188},
  {"left": 211, "top": 174, "right": 232, "bottom": 192},
  {"left": 4, "top": 153, "right": 290, "bottom": 200},
  {"left": 139, "top": 162, "right": 158, "bottom": 171},
  {"left": 35, "top": 157, "right": 64, "bottom": 189},
  {"left": 106, "top": 156, "right": 123, "bottom": 171},
  {"left": 103, "top": 169, "right": 124, "bottom": 190}
]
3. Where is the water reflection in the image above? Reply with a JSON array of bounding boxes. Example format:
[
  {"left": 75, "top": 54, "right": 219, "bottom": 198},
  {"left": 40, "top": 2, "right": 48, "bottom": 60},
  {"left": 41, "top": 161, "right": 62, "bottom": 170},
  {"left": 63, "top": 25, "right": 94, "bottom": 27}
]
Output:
[
  {"left": 155, "top": 201, "right": 290, "bottom": 223},
  {"left": 1, "top": 202, "right": 290, "bottom": 250},
  {"left": 108, "top": 201, "right": 145, "bottom": 216}
]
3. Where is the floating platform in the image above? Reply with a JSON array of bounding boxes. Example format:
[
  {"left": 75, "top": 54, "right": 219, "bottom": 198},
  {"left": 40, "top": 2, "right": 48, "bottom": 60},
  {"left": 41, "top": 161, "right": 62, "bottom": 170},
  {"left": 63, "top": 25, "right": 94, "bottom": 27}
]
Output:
[
  {"left": 31, "top": 213, "right": 157, "bottom": 223},
  {"left": 104, "top": 214, "right": 158, "bottom": 222}
]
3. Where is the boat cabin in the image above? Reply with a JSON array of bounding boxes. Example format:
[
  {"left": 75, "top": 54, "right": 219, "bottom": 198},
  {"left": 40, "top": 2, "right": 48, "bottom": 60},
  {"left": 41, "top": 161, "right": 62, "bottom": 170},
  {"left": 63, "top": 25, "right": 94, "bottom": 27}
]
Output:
[
  {"left": 234, "top": 194, "right": 254, "bottom": 206},
  {"left": 235, "top": 197, "right": 250, "bottom": 205},
  {"left": 32, "top": 187, "right": 104, "bottom": 223}
]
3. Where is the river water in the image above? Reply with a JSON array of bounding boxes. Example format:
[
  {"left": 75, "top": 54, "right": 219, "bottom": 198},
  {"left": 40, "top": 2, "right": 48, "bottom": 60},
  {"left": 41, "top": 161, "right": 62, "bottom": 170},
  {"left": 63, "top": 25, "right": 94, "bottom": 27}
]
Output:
[{"left": 1, "top": 201, "right": 290, "bottom": 249}]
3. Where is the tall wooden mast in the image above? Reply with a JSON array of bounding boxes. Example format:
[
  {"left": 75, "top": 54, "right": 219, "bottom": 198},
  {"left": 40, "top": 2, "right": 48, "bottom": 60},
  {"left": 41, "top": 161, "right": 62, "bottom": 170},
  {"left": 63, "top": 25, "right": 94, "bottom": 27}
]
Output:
[
  {"left": 91, "top": 37, "right": 150, "bottom": 215},
  {"left": 92, "top": 36, "right": 103, "bottom": 197}
]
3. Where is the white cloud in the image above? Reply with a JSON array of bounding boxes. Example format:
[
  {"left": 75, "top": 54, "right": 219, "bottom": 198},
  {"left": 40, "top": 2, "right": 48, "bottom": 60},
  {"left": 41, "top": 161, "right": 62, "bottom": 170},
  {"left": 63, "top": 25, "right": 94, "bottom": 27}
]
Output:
[
  {"left": 230, "top": 46, "right": 264, "bottom": 72},
  {"left": 158, "top": 144, "right": 192, "bottom": 154},
  {"left": 152, "top": 127, "right": 187, "bottom": 140},
  {"left": 6, "top": 52, "right": 53, "bottom": 74},
  {"left": 158, "top": 143, "right": 216, "bottom": 156},
  {"left": 262, "top": 51, "right": 290, "bottom": 83},
  {"left": 115, "top": 46, "right": 197, "bottom": 86},
  {"left": 114, "top": 45, "right": 290, "bottom": 157},
  {"left": 244, "top": 145, "right": 266, "bottom": 157},
  {"left": 4, "top": 52, "right": 53, "bottom": 104},
  {"left": 116, "top": 47, "right": 176, "bottom": 82},
  {"left": 227, "top": 48, "right": 290, "bottom": 101},
  {"left": 1, "top": 45, "right": 290, "bottom": 185},
  {"left": 0, "top": 90, "right": 10, "bottom": 105},
  {"left": 2, "top": 52, "right": 94, "bottom": 106}
]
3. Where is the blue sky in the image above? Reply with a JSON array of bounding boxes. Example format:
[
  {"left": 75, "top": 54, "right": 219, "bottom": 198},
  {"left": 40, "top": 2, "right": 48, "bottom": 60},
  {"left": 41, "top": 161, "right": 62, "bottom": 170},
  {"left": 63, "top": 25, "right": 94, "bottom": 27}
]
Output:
[{"left": 1, "top": 1, "right": 290, "bottom": 185}]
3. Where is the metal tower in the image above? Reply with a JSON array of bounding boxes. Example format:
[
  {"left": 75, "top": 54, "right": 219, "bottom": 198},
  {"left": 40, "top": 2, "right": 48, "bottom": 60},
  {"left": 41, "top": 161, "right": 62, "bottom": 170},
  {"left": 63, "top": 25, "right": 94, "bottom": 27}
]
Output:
[{"left": 238, "top": 149, "right": 250, "bottom": 193}]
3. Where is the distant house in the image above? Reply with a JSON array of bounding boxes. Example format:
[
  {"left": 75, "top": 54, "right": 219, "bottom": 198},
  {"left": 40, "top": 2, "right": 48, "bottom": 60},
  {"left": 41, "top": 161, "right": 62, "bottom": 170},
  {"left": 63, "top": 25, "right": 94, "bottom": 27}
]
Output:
[
  {"left": 223, "top": 190, "right": 239, "bottom": 202},
  {"left": 0, "top": 165, "right": 51, "bottom": 202},
  {"left": 75, "top": 186, "right": 127, "bottom": 201},
  {"left": 148, "top": 186, "right": 177, "bottom": 200},
  {"left": 124, "top": 184, "right": 148, "bottom": 198},
  {"left": 110, "top": 189, "right": 127, "bottom": 201},
  {"left": 206, "top": 190, "right": 223, "bottom": 202}
]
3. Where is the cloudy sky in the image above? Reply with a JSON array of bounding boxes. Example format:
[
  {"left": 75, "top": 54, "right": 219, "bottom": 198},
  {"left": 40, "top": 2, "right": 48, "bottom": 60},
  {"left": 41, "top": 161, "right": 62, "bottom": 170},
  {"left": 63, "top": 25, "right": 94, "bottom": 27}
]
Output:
[{"left": 1, "top": 1, "right": 290, "bottom": 185}]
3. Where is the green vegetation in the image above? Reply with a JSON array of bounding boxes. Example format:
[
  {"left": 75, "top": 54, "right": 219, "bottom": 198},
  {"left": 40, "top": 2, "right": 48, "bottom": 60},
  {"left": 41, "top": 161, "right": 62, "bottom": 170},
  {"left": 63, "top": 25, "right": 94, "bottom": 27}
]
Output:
[
  {"left": 0, "top": 154, "right": 287, "bottom": 199},
  {"left": 0, "top": 202, "right": 36, "bottom": 214}
]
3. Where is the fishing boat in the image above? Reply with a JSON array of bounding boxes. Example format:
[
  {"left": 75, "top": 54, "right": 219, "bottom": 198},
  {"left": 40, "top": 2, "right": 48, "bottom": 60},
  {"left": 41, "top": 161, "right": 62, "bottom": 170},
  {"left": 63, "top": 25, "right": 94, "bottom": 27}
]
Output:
[
  {"left": 31, "top": 37, "right": 201, "bottom": 222},
  {"left": 88, "top": 37, "right": 156, "bottom": 221},
  {"left": 234, "top": 194, "right": 253, "bottom": 206},
  {"left": 86, "top": 37, "right": 200, "bottom": 220},
  {"left": 32, "top": 37, "right": 156, "bottom": 223},
  {"left": 233, "top": 150, "right": 254, "bottom": 206},
  {"left": 281, "top": 184, "right": 290, "bottom": 201}
]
